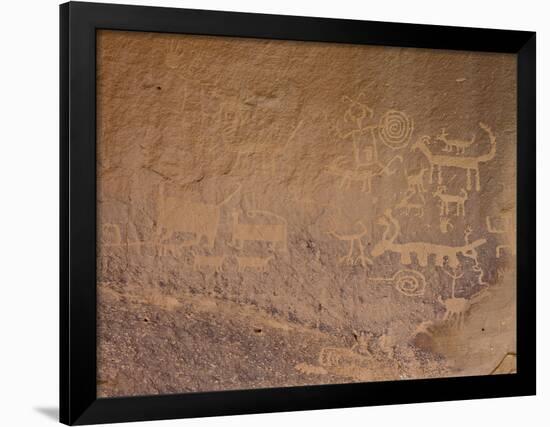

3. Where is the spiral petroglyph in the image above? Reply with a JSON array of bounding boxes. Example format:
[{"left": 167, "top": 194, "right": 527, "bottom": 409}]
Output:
[
  {"left": 379, "top": 109, "right": 414, "bottom": 149},
  {"left": 393, "top": 269, "right": 426, "bottom": 297},
  {"left": 97, "top": 30, "right": 517, "bottom": 397}
]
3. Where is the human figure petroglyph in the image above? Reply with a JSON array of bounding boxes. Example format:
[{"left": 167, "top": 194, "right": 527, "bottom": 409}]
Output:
[
  {"left": 156, "top": 183, "right": 241, "bottom": 252},
  {"left": 486, "top": 214, "right": 515, "bottom": 258},
  {"left": 372, "top": 209, "right": 487, "bottom": 268},
  {"left": 193, "top": 254, "right": 226, "bottom": 273},
  {"left": 341, "top": 94, "right": 373, "bottom": 131},
  {"left": 236, "top": 255, "right": 274, "bottom": 272},
  {"left": 411, "top": 123, "right": 496, "bottom": 191},
  {"left": 433, "top": 186, "right": 468, "bottom": 217},
  {"left": 435, "top": 128, "right": 476, "bottom": 154},
  {"left": 326, "top": 155, "right": 403, "bottom": 193},
  {"left": 395, "top": 190, "right": 424, "bottom": 217},
  {"left": 337, "top": 95, "right": 378, "bottom": 167},
  {"left": 326, "top": 221, "right": 372, "bottom": 267},
  {"left": 366, "top": 269, "right": 426, "bottom": 297},
  {"left": 406, "top": 167, "right": 428, "bottom": 194},
  {"left": 230, "top": 209, "right": 288, "bottom": 252}
]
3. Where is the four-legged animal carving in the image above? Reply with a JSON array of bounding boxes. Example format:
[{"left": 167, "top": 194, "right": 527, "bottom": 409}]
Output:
[
  {"left": 230, "top": 209, "right": 288, "bottom": 252},
  {"left": 411, "top": 123, "right": 496, "bottom": 191},
  {"left": 433, "top": 186, "right": 468, "bottom": 216},
  {"left": 157, "top": 183, "right": 240, "bottom": 251},
  {"left": 327, "top": 221, "right": 372, "bottom": 267},
  {"left": 193, "top": 254, "right": 226, "bottom": 273},
  {"left": 395, "top": 190, "right": 424, "bottom": 217},
  {"left": 406, "top": 167, "right": 428, "bottom": 194},
  {"left": 435, "top": 128, "right": 476, "bottom": 154},
  {"left": 372, "top": 210, "right": 486, "bottom": 268},
  {"left": 438, "top": 268, "right": 490, "bottom": 328}
]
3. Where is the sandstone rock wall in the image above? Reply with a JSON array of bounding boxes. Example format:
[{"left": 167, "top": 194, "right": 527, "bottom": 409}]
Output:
[{"left": 97, "top": 30, "right": 517, "bottom": 397}]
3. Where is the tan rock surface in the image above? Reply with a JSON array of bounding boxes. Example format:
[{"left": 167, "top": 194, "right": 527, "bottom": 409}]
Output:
[{"left": 97, "top": 30, "right": 517, "bottom": 397}]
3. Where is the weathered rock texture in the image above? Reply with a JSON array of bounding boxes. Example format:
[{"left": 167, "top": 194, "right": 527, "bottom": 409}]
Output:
[{"left": 97, "top": 30, "right": 517, "bottom": 397}]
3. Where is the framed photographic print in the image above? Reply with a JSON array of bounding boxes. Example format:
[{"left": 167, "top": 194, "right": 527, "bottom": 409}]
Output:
[{"left": 60, "top": 1, "right": 536, "bottom": 425}]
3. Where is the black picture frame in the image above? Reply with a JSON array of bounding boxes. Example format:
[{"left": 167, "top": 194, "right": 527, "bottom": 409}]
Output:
[{"left": 60, "top": 1, "right": 536, "bottom": 425}]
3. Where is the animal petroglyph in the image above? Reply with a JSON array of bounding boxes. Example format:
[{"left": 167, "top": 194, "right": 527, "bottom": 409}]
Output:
[
  {"left": 326, "top": 155, "right": 403, "bottom": 193},
  {"left": 319, "top": 346, "right": 368, "bottom": 368},
  {"left": 236, "top": 255, "right": 274, "bottom": 272},
  {"left": 157, "top": 183, "right": 240, "bottom": 251},
  {"left": 327, "top": 221, "right": 372, "bottom": 267},
  {"left": 193, "top": 254, "right": 226, "bottom": 273},
  {"left": 407, "top": 167, "right": 428, "bottom": 194},
  {"left": 438, "top": 268, "right": 490, "bottom": 328},
  {"left": 395, "top": 190, "right": 424, "bottom": 217},
  {"left": 378, "top": 109, "right": 414, "bottom": 150},
  {"left": 367, "top": 269, "right": 427, "bottom": 297},
  {"left": 435, "top": 128, "right": 476, "bottom": 154},
  {"left": 433, "top": 186, "right": 468, "bottom": 217},
  {"left": 462, "top": 226, "right": 485, "bottom": 275},
  {"left": 372, "top": 210, "right": 487, "bottom": 268},
  {"left": 314, "top": 345, "right": 400, "bottom": 382},
  {"left": 486, "top": 214, "right": 515, "bottom": 258},
  {"left": 230, "top": 209, "right": 288, "bottom": 252},
  {"left": 411, "top": 122, "right": 496, "bottom": 191}
]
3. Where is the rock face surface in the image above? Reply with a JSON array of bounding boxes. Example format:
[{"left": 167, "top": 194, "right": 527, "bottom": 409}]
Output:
[{"left": 97, "top": 30, "right": 517, "bottom": 397}]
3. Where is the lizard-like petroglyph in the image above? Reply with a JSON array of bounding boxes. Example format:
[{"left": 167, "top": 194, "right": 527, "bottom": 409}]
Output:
[{"left": 372, "top": 209, "right": 486, "bottom": 268}]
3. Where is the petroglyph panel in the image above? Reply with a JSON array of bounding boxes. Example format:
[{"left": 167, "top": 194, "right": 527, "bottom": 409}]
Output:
[{"left": 97, "top": 30, "right": 517, "bottom": 398}]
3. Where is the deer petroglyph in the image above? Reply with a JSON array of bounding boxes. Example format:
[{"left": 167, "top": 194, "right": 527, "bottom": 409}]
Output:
[{"left": 433, "top": 186, "right": 468, "bottom": 217}]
